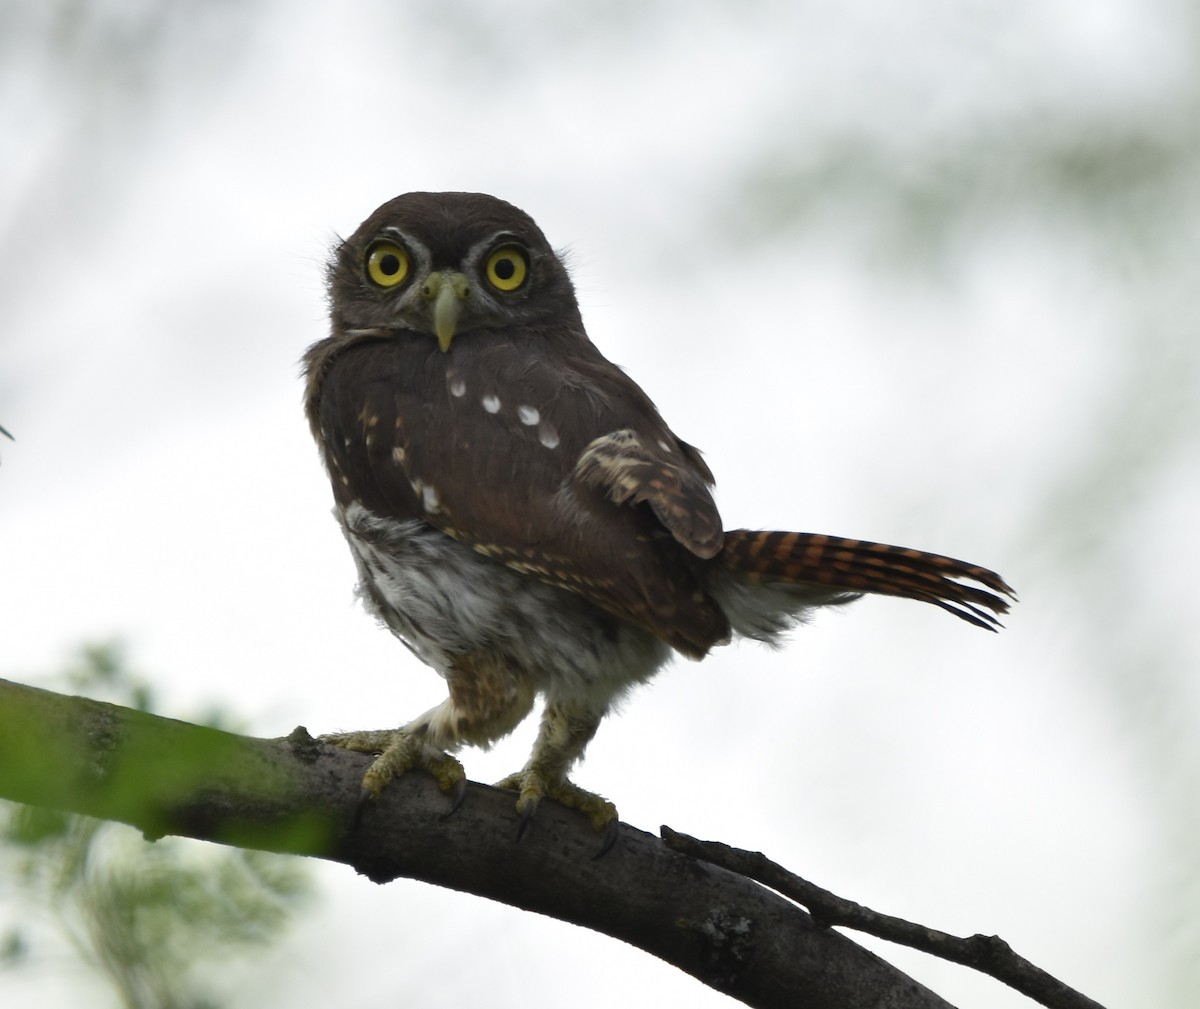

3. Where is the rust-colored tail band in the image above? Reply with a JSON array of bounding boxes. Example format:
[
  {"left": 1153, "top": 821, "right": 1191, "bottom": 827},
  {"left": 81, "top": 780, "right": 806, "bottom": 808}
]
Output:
[{"left": 720, "top": 529, "right": 1015, "bottom": 631}]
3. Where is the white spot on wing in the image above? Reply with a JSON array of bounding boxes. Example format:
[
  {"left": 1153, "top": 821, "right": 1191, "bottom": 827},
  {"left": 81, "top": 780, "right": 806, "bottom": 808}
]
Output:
[
  {"left": 517, "top": 405, "right": 540, "bottom": 426},
  {"left": 539, "top": 422, "right": 560, "bottom": 449},
  {"left": 422, "top": 484, "right": 441, "bottom": 513},
  {"left": 482, "top": 395, "right": 501, "bottom": 414},
  {"left": 658, "top": 439, "right": 672, "bottom": 453},
  {"left": 449, "top": 378, "right": 466, "bottom": 398},
  {"left": 392, "top": 446, "right": 406, "bottom": 464}
]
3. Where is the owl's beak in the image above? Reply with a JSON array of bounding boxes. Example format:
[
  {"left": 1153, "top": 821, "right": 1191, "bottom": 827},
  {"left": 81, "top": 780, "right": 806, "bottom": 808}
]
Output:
[{"left": 423, "top": 271, "right": 470, "bottom": 352}]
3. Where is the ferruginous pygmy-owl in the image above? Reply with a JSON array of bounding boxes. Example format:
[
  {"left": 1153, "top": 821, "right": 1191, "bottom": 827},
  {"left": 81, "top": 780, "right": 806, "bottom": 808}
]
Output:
[{"left": 303, "top": 192, "right": 1013, "bottom": 837}]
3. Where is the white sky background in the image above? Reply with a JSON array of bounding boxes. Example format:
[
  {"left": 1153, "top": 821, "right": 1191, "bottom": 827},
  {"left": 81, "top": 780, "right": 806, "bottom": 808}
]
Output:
[{"left": 2, "top": 0, "right": 1198, "bottom": 1006}]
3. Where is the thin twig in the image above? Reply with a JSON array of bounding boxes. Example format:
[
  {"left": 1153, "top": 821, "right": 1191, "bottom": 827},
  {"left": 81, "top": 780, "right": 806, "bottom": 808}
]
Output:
[{"left": 660, "top": 826, "right": 1106, "bottom": 1009}]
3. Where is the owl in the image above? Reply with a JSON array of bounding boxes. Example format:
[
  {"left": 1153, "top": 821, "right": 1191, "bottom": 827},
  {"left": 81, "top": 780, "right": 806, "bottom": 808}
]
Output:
[{"left": 303, "top": 192, "right": 1012, "bottom": 842}]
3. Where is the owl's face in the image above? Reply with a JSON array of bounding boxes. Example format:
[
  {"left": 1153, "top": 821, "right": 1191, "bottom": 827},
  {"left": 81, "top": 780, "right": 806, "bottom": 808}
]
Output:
[{"left": 328, "top": 192, "right": 580, "bottom": 351}]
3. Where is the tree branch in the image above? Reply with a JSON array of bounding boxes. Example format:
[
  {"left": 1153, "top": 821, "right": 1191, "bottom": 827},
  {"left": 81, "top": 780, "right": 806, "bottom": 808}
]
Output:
[
  {"left": 661, "top": 828, "right": 1105, "bottom": 1009},
  {"left": 0, "top": 676, "right": 1088, "bottom": 1008}
]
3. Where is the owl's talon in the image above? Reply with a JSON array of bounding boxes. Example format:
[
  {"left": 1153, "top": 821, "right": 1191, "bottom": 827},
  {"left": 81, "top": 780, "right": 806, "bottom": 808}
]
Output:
[
  {"left": 514, "top": 796, "right": 538, "bottom": 843},
  {"left": 442, "top": 776, "right": 469, "bottom": 819},
  {"left": 346, "top": 787, "right": 373, "bottom": 828},
  {"left": 594, "top": 818, "right": 620, "bottom": 859},
  {"left": 496, "top": 772, "right": 539, "bottom": 841}
]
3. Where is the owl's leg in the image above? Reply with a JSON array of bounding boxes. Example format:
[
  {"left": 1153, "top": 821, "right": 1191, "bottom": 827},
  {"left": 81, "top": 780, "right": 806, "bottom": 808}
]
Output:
[
  {"left": 495, "top": 701, "right": 616, "bottom": 832},
  {"left": 323, "top": 653, "right": 535, "bottom": 799}
]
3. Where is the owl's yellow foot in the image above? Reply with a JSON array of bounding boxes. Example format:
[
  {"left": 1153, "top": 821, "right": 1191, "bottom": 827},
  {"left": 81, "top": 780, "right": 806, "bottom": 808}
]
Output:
[
  {"left": 322, "top": 729, "right": 465, "bottom": 798},
  {"left": 494, "top": 767, "right": 617, "bottom": 833}
]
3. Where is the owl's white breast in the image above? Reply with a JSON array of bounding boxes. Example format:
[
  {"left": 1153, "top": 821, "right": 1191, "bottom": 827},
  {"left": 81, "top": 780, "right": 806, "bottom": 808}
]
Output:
[{"left": 335, "top": 502, "right": 673, "bottom": 709}]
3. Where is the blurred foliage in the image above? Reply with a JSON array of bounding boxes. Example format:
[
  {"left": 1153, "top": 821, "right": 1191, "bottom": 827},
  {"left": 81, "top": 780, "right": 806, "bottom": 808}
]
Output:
[{"left": 0, "top": 644, "right": 312, "bottom": 1009}]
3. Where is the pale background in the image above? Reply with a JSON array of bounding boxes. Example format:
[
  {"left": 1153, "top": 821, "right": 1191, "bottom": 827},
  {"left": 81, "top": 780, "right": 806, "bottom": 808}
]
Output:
[{"left": 2, "top": 1, "right": 1198, "bottom": 1006}]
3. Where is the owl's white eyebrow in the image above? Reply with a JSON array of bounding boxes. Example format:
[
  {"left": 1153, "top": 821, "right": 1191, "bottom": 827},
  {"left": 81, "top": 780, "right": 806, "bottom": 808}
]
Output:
[
  {"left": 380, "top": 227, "right": 416, "bottom": 241},
  {"left": 470, "top": 231, "right": 527, "bottom": 256}
]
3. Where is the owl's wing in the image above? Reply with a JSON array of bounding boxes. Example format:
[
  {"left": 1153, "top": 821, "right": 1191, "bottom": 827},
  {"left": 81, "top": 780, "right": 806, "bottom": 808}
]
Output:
[
  {"left": 311, "top": 334, "right": 731, "bottom": 655},
  {"left": 573, "top": 428, "right": 723, "bottom": 560}
]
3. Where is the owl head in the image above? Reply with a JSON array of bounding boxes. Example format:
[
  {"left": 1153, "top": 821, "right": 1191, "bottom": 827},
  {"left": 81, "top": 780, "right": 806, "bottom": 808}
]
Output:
[{"left": 327, "top": 192, "right": 582, "bottom": 351}]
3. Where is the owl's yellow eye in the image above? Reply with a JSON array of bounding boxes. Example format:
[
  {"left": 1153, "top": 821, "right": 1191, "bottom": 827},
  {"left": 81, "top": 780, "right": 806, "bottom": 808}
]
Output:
[
  {"left": 366, "top": 242, "right": 410, "bottom": 287},
  {"left": 485, "top": 246, "right": 528, "bottom": 292}
]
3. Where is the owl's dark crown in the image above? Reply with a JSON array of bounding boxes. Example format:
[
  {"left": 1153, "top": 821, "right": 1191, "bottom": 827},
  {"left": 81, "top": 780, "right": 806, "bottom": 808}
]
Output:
[
  {"left": 351, "top": 192, "right": 546, "bottom": 266},
  {"left": 327, "top": 191, "right": 580, "bottom": 341}
]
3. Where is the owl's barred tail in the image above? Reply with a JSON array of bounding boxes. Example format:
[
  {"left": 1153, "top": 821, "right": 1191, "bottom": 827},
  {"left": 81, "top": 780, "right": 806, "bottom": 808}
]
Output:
[{"left": 719, "top": 529, "right": 1015, "bottom": 631}]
